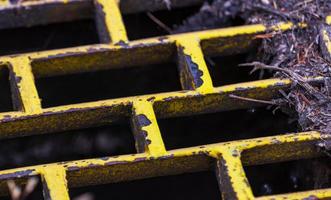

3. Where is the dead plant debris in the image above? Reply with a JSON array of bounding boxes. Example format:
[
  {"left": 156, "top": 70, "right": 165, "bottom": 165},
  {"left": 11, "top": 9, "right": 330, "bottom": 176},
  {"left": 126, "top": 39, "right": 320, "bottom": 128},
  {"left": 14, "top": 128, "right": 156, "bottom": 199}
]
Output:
[
  {"left": 174, "top": 0, "right": 331, "bottom": 192},
  {"left": 176, "top": 0, "right": 331, "bottom": 146}
]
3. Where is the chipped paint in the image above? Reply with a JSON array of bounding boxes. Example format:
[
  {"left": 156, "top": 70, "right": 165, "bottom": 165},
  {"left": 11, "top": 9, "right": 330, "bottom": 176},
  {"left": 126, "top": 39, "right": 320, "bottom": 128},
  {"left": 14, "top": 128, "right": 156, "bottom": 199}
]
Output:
[{"left": 0, "top": 1, "right": 330, "bottom": 199}]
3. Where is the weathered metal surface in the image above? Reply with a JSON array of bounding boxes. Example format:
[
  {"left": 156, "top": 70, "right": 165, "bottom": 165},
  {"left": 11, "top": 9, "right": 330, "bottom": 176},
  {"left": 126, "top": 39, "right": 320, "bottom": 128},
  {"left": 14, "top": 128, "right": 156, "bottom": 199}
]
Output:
[{"left": 0, "top": 0, "right": 330, "bottom": 199}]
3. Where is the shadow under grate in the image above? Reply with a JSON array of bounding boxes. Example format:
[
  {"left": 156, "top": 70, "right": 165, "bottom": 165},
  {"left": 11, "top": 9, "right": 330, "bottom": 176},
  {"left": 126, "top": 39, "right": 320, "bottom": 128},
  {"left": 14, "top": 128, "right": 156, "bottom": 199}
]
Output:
[
  {"left": 244, "top": 157, "right": 331, "bottom": 196},
  {"left": 35, "top": 62, "right": 181, "bottom": 107},
  {"left": 0, "top": 19, "right": 99, "bottom": 56},
  {"left": 157, "top": 107, "right": 298, "bottom": 150},
  {"left": 0, "top": 67, "right": 13, "bottom": 113},
  {"left": 70, "top": 171, "right": 221, "bottom": 200},
  {"left": 0, "top": 121, "right": 136, "bottom": 170}
]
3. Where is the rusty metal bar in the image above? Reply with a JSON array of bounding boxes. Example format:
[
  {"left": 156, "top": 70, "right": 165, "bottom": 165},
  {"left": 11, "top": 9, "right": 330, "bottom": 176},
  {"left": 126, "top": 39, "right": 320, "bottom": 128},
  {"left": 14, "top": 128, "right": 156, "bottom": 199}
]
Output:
[{"left": 0, "top": 0, "right": 330, "bottom": 199}]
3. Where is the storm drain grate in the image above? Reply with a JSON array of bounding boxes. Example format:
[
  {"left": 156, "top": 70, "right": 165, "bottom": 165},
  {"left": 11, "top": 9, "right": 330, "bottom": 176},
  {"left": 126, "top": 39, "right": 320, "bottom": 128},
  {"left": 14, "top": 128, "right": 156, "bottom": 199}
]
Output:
[{"left": 0, "top": 0, "right": 330, "bottom": 199}]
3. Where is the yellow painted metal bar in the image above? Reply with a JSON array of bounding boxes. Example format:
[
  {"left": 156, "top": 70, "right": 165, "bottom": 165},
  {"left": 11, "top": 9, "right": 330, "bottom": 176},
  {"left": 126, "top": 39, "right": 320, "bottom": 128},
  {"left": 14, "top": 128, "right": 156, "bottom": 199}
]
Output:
[
  {"left": 216, "top": 149, "right": 255, "bottom": 200},
  {"left": 95, "top": 0, "right": 128, "bottom": 43},
  {"left": 0, "top": 132, "right": 322, "bottom": 175},
  {"left": 0, "top": 132, "right": 325, "bottom": 199},
  {"left": 132, "top": 100, "right": 167, "bottom": 156},
  {"left": 176, "top": 36, "right": 214, "bottom": 93},
  {"left": 7, "top": 57, "right": 42, "bottom": 114},
  {"left": 39, "top": 166, "right": 70, "bottom": 200},
  {"left": 0, "top": 2, "right": 329, "bottom": 199}
]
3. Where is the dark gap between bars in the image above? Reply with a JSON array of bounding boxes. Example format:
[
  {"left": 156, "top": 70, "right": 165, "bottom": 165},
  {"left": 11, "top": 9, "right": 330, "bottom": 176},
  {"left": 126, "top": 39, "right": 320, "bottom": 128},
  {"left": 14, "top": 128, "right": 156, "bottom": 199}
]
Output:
[
  {"left": 0, "top": 120, "right": 135, "bottom": 170},
  {"left": 205, "top": 53, "right": 273, "bottom": 87},
  {"left": 0, "top": 66, "right": 14, "bottom": 112},
  {"left": 156, "top": 107, "right": 298, "bottom": 150},
  {"left": 123, "top": 5, "right": 245, "bottom": 40},
  {"left": 203, "top": 39, "right": 273, "bottom": 87},
  {"left": 35, "top": 62, "right": 181, "bottom": 108},
  {"left": 0, "top": 176, "right": 43, "bottom": 200},
  {"left": 0, "top": 19, "right": 99, "bottom": 56},
  {"left": 244, "top": 157, "right": 331, "bottom": 196},
  {"left": 70, "top": 171, "right": 221, "bottom": 200}
]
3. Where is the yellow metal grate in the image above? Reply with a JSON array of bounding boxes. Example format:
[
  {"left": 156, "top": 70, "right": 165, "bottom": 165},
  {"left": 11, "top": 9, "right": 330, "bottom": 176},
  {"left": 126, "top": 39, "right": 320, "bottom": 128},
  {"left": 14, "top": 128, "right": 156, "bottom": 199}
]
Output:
[{"left": 0, "top": 0, "right": 330, "bottom": 199}]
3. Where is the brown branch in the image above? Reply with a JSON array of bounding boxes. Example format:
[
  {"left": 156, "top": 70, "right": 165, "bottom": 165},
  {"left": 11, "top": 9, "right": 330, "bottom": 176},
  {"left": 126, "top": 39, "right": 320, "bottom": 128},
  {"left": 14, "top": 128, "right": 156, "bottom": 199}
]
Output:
[
  {"left": 239, "top": 61, "right": 327, "bottom": 100},
  {"left": 147, "top": 12, "right": 172, "bottom": 33},
  {"left": 229, "top": 94, "right": 276, "bottom": 105}
]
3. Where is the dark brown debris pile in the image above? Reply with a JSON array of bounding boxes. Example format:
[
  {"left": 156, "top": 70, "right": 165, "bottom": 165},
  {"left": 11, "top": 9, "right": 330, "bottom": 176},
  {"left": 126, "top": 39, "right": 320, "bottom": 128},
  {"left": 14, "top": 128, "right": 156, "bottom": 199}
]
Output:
[{"left": 176, "top": 0, "right": 331, "bottom": 148}]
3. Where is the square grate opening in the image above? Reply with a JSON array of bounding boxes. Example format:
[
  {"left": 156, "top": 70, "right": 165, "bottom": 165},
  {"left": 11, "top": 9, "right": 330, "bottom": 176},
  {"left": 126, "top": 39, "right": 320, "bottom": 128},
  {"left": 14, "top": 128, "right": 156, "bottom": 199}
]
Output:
[
  {"left": 35, "top": 62, "right": 181, "bottom": 107},
  {"left": 205, "top": 49, "right": 272, "bottom": 87},
  {"left": 0, "top": 176, "right": 43, "bottom": 200},
  {"left": 157, "top": 107, "right": 297, "bottom": 150},
  {"left": 123, "top": 6, "right": 201, "bottom": 40},
  {"left": 0, "top": 19, "right": 99, "bottom": 56},
  {"left": 69, "top": 171, "right": 221, "bottom": 200},
  {"left": 0, "top": 120, "right": 135, "bottom": 170},
  {"left": 123, "top": 5, "right": 245, "bottom": 40},
  {"left": 244, "top": 157, "right": 331, "bottom": 196},
  {"left": 0, "top": 66, "right": 13, "bottom": 113}
]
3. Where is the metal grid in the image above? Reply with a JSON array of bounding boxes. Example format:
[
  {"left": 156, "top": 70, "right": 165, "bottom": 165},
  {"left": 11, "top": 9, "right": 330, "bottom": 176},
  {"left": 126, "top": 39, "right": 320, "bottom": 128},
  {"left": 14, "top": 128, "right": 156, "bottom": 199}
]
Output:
[{"left": 0, "top": 0, "right": 330, "bottom": 199}]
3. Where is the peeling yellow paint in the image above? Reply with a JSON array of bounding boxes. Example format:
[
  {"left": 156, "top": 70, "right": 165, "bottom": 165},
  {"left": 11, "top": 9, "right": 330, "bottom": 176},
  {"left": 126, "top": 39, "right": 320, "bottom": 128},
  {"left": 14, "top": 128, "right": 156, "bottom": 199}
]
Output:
[
  {"left": 95, "top": 0, "right": 128, "bottom": 43},
  {"left": 133, "top": 100, "right": 167, "bottom": 156},
  {"left": 8, "top": 57, "right": 42, "bottom": 114},
  {"left": 0, "top": 1, "right": 330, "bottom": 199},
  {"left": 39, "top": 166, "right": 70, "bottom": 200}
]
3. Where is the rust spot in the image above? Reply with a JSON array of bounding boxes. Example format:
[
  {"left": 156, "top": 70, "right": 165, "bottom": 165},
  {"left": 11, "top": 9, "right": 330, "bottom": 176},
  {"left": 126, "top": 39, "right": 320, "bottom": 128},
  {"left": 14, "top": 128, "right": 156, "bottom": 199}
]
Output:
[
  {"left": 2, "top": 115, "right": 12, "bottom": 119},
  {"left": 303, "top": 195, "right": 318, "bottom": 200},
  {"left": 158, "top": 36, "right": 169, "bottom": 42},
  {"left": 67, "top": 166, "right": 80, "bottom": 171},
  {"left": 86, "top": 47, "right": 110, "bottom": 53},
  {"left": 146, "top": 139, "right": 152, "bottom": 145},
  {"left": 232, "top": 149, "right": 239, "bottom": 157},
  {"left": 100, "top": 157, "right": 109, "bottom": 161},
  {"left": 147, "top": 96, "right": 156, "bottom": 102},
  {"left": 140, "top": 130, "right": 148, "bottom": 138},
  {"left": 105, "top": 161, "right": 129, "bottom": 166},
  {"left": 134, "top": 157, "right": 147, "bottom": 162},
  {"left": 163, "top": 97, "right": 173, "bottom": 101},
  {"left": 15, "top": 76, "right": 22, "bottom": 84},
  {"left": 87, "top": 163, "right": 99, "bottom": 168},
  {"left": 217, "top": 158, "right": 238, "bottom": 199},
  {"left": 42, "top": 179, "right": 51, "bottom": 200},
  {"left": 198, "top": 150, "right": 211, "bottom": 156},
  {"left": 136, "top": 114, "right": 151, "bottom": 126},
  {"left": 46, "top": 51, "right": 83, "bottom": 60},
  {"left": 271, "top": 138, "right": 281, "bottom": 144},
  {"left": 273, "top": 81, "right": 287, "bottom": 87},
  {"left": 158, "top": 154, "right": 175, "bottom": 160},
  {"left": 115, "top": 40, "right": 129, "bottom": 47},
  {"left": 0, "top": 169, "right": 35, "bottom": 180},
  {"left": 243, "top": 178, "right": 250, "bottom": 187},
  {"left": 131, "top": 43, "right": 154, "bottom": 48},
  {"left": 184, "top": 53, "right": 203, "bottom": 88},
  {"left": 235, "top": 87, "right": 251, "bottom": 91}
]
